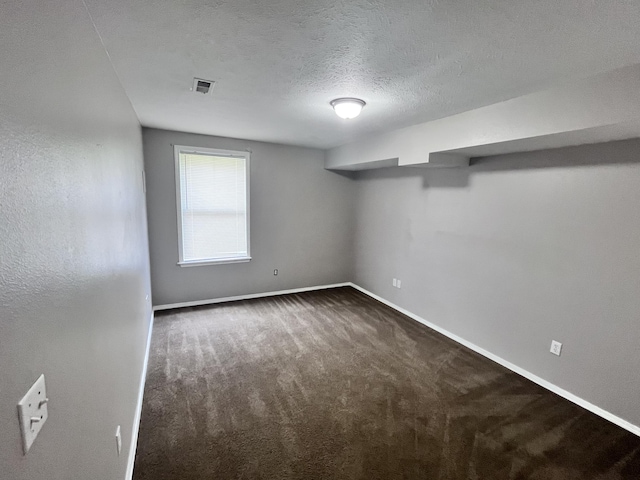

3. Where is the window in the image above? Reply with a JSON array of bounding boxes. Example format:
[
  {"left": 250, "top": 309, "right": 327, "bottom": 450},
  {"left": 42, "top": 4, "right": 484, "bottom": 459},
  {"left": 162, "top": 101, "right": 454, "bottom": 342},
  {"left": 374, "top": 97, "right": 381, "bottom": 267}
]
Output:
[{"left": 174, "top": 145, "right": 250, "bottom": 266}]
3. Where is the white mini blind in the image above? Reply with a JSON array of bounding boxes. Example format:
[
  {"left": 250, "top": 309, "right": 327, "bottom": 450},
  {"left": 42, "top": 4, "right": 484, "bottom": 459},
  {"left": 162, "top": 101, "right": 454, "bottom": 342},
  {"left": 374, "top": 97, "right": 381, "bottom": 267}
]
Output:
[{"left": 176, "top": 147, "right": 250, "bottom": 264}]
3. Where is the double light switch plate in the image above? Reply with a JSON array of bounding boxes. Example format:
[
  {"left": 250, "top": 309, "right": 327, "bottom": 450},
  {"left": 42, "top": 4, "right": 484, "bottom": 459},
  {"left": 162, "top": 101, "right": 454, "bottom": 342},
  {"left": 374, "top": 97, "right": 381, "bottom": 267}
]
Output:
[{"left": 17, "top": 374, "right": 49, "bottom": 454}]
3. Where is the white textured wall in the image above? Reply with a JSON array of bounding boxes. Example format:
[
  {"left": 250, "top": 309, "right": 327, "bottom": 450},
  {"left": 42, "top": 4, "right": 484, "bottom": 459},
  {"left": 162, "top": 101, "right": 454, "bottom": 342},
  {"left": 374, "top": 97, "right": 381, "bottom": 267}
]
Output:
[
  {"left": 352, "top": 139, "right": 640, "bottom": 427},
  {"left": 0, "top": 1, "right": 151, "bottom": 479},
  {"left": 143, "top": 128, "right": 355, "bottom": 307}
]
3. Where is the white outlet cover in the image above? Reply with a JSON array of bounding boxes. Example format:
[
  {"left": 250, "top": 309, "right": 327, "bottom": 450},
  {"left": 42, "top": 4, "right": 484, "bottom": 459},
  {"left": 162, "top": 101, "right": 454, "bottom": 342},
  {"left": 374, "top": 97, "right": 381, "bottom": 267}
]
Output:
[
  {"left": 392, "top": 278, "right": 397, "bottom": 287},
  {"left": 17, "top": 374, "right": 49, "bottom": 454},
  {"left": 115, "top": 425, "right": 122, "bottom": 456},
  {"left": 550, "top": 340, "right": 563, "bottom": 356},
  {"left": 397, "top": 280, "right": 402, "bottom": 288}
]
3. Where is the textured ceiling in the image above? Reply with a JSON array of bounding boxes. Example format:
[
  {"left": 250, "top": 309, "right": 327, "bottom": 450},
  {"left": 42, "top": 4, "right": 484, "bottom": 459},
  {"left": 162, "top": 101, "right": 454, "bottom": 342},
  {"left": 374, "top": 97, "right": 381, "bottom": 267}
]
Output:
[{"left": 84, "top": 0, "right": 640, "bottom": 149}]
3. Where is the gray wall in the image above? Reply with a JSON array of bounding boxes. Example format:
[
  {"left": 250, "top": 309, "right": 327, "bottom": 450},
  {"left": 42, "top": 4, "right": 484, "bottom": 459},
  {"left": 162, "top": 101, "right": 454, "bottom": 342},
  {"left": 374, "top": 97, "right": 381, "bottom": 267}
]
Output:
[
  {"left": 143, "top": 128, "right": 354, "bottom": 306},
  {"left": 352, "top": 139, "right": 640, "bottom": 427},
  {"left": 0, "top": 2, "right": 151, "bottom": 479}
]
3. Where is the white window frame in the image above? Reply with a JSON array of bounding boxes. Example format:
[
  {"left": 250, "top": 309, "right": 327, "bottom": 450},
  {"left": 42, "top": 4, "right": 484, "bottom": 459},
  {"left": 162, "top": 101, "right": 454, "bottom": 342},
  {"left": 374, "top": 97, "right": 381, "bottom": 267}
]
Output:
[{"left": 174, "top": 145, "right": 251, "bottom": 267}]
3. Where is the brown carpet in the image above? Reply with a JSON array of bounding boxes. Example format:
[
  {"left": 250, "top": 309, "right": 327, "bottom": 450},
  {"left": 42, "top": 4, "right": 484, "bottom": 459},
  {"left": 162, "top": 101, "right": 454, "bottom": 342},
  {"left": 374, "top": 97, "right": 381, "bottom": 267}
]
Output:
[{"left": 134, "top": 287, "right": 640, "bottom": 479}]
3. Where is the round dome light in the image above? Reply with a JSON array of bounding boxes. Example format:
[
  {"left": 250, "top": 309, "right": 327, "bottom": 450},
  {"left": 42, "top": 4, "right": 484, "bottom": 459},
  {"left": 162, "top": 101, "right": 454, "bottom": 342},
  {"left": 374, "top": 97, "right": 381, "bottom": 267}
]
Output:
[{"left": 330, "top": 98, "right": 366, "bottom": 119}]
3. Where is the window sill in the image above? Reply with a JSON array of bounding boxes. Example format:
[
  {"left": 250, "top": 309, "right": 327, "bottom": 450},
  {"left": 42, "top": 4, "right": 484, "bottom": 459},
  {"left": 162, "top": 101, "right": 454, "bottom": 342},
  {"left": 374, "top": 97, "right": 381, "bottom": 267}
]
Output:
[{"left": 177, "top": 257, "right": 252, "bottom": 267}]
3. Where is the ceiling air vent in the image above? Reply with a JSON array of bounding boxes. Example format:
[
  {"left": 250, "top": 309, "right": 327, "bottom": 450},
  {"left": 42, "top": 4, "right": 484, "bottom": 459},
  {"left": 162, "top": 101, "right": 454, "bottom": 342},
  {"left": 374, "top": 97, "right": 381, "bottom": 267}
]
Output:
[{"left": 192, "top": 78, "right": 215, "bottom": 95}]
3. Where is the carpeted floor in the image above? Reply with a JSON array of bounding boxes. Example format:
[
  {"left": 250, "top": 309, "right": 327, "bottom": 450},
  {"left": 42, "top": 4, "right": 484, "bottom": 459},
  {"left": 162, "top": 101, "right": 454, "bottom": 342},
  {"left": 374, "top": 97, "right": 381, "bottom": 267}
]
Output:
[{"left": 133, "top": 287, "right": 640, "bottom": 479}]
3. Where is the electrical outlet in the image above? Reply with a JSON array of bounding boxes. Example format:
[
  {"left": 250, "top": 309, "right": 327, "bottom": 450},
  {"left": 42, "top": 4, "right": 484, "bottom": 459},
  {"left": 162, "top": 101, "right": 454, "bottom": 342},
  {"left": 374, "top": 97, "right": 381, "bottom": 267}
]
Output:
[
  {"left": 550, "top": 340, "right": 562, "bottom": 356},
  {"left": 392, "top": 278, "right": 397, "bottom": 287},
  {"left": 115, "top": 425, "right": 122, "bottom": 456},
  {"left": 17, "top": 374, "right": 49, "bottom": 454},
  {"left": 273, "top": 269, "right": 278, "bottom": 276},
  {"left": 397, "top": 279, "right": 402, "bottom": 289}
]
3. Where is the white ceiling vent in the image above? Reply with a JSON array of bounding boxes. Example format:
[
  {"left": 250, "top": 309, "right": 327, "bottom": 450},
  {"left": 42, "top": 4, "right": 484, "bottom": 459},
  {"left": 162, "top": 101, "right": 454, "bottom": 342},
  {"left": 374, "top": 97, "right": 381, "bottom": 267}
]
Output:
[{"left": 192, "top": 78, "right": 215, "bottom": 95}]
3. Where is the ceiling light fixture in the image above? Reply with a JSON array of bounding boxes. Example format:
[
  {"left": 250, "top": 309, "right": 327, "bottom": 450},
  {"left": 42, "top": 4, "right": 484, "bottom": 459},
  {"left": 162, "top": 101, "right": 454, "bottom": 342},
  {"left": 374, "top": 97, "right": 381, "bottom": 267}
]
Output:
[{"left": 330, "top": 98, "right": 366, "bottom": 119}]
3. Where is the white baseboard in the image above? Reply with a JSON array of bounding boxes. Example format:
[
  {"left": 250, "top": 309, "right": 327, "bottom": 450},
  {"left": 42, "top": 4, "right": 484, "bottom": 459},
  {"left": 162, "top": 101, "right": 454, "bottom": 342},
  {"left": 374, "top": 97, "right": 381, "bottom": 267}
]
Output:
[
  {"left": 348, "top": 283, "right": 640, "bottom": 438},
  {"left": 126, "top": 311, "right": 155, "bottom": 480},
  {"left": 153, "top": 282, "right": 352, "bottom": 311}
]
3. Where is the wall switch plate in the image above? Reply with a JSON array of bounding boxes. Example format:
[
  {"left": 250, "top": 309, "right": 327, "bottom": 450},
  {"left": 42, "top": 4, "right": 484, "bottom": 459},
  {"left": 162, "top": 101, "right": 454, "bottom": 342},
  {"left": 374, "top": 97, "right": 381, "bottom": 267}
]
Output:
[
  {"left": 273, "top": 269, "right": 278, "bottom": 276},
  {"left": 392, "top": 278, "right": 397, "bottom": 287},
  {"left": 397, "top": 280, "right": 402, "bottom": 289},
  {"left": 17, "top": 374, "right": 49, "bottom": 454},
  {"left": 115, "top": 425, "right": 122, "bottom": 456},
  {"left": 550, "top": 340, "right": 563, "bottom": 356}
]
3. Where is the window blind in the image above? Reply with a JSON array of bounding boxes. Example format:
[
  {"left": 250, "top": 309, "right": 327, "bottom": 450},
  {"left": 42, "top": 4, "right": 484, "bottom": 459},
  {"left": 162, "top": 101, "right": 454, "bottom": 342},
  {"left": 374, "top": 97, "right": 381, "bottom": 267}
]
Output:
[{"left": 177, "top": 150, "right": 249, "bottom": 263}]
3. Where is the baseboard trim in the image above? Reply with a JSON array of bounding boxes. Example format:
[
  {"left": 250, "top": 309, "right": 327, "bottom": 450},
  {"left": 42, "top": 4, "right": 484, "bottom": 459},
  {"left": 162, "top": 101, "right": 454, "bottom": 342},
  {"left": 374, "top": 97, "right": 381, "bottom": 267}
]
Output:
[
  {"left": 125, "top": 311, "right": 155, "bottom": 480},
  {"left": 348, "top": 283, "right": 640, "bottom": 438},
  {"left": 153, "top": 282, "right": 352, "bottom": 311}
]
